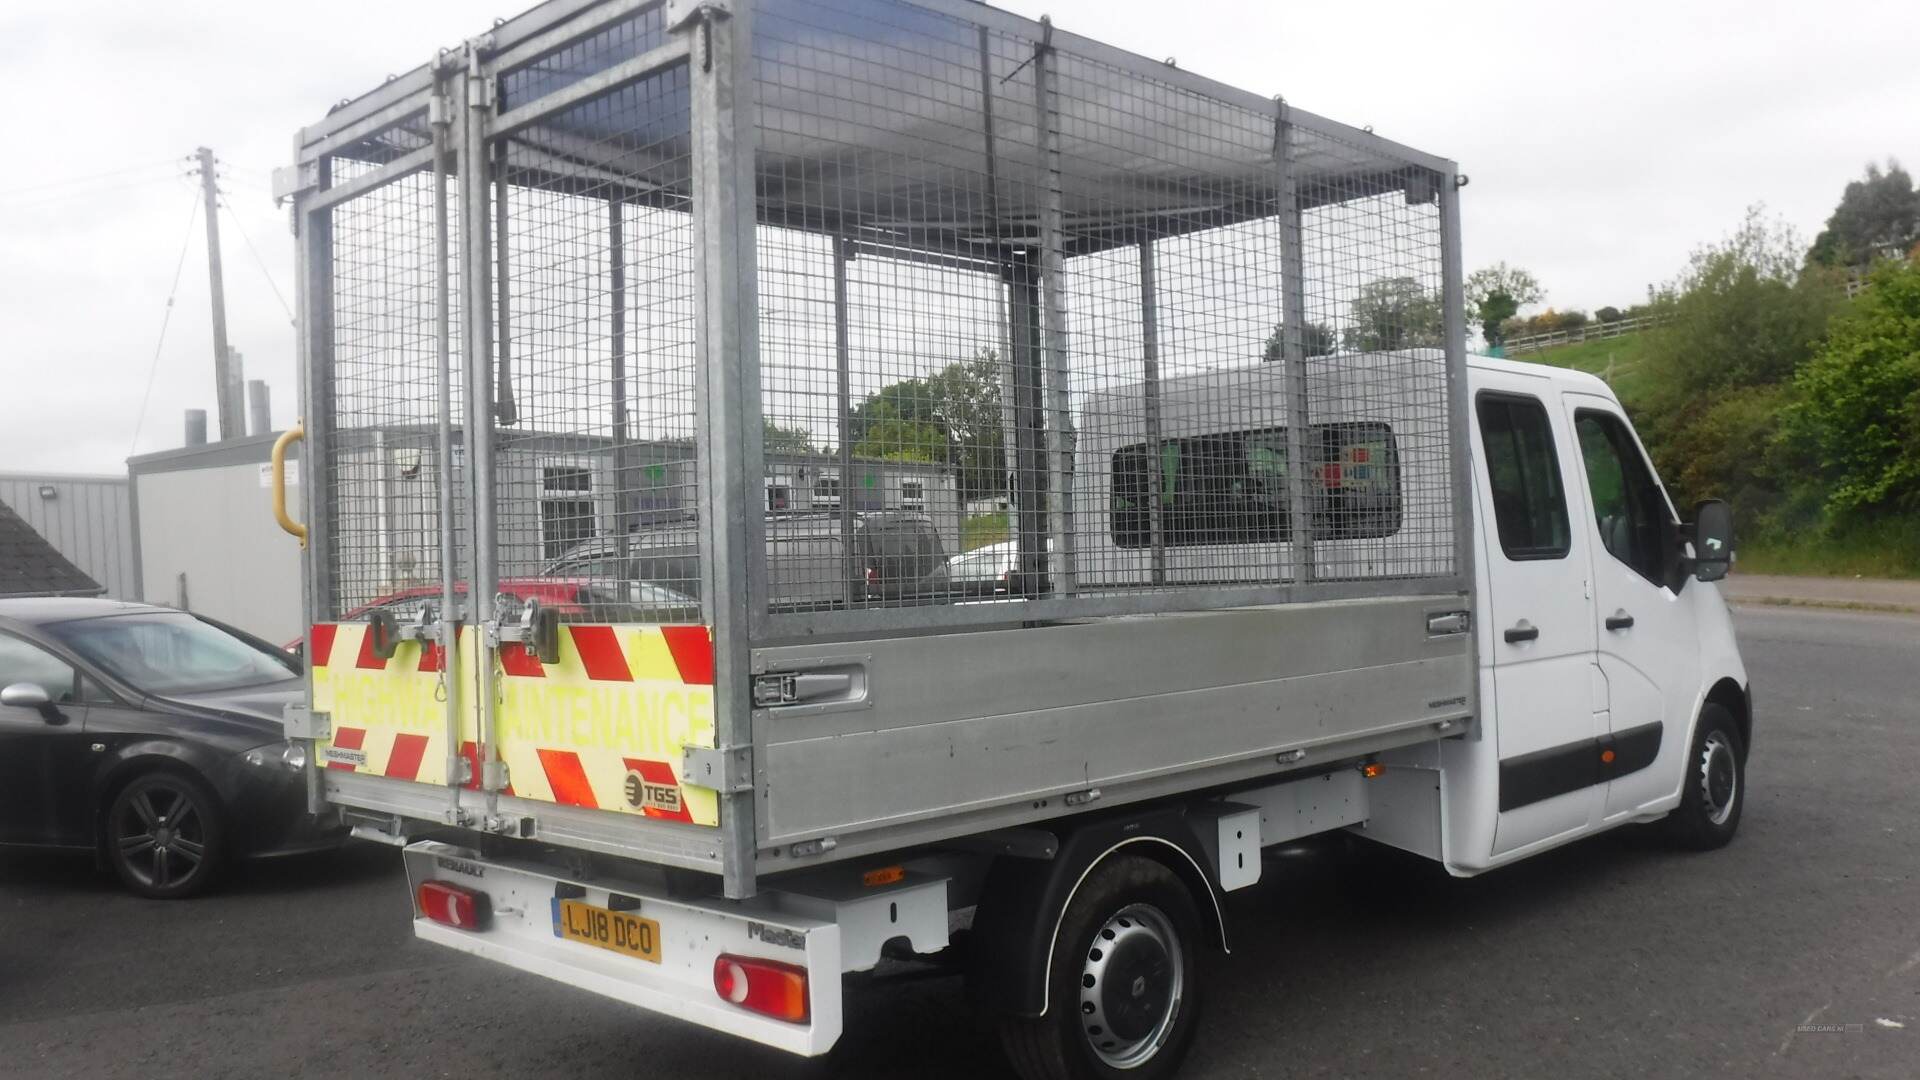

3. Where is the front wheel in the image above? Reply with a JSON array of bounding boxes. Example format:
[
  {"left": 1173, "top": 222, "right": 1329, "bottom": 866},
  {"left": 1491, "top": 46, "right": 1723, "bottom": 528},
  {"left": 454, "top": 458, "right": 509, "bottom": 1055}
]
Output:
[
  {"left": 105, "top": 772, "right": 226, "bottom": 899},
  {"left": 1662, "top": 703, "right": 1745, "bottom": 851},
  {"left": 998, "top": 855, "right": 1205, "bottom": 1080}
]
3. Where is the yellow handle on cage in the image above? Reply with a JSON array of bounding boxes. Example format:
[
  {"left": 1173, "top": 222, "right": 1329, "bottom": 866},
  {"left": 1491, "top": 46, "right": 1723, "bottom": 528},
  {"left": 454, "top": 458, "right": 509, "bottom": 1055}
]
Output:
[{"left": 271, "top": 422, "right": 307, "bottom": 548}]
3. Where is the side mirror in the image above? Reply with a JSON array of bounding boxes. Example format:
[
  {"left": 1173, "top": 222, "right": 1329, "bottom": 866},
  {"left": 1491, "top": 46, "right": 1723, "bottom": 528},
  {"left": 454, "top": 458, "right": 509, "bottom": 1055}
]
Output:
[
  {"left": 1690, "top": 499, "right": 1734, "bottom": 582},
  {"left": 0, "top": 682, "right": 51, "bottom": 709}
]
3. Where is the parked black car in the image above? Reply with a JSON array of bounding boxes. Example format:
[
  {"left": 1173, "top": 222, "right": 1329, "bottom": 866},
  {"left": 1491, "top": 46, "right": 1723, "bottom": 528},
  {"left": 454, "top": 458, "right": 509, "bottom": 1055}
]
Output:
[{"left": 0, "top": 598, "right": 342, "bottom": 898}]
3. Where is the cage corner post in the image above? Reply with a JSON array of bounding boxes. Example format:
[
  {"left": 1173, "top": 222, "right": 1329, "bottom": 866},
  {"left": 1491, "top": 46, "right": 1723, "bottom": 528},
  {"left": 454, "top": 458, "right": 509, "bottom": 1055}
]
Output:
[
  {"left": 293, "top": 135, "right": 335, "bottom": 817},
  {"left": 1031, "top": 29, "right": 1077, "bottom": 599},
  {"left": 683, "top": 0, "right": 763, "bottom": 901},
  {"left": 1274, "top": 97, "right": 1315, "bottom": 589},
  {"left": 457, "top": 50, "right": 505, "bottom": 817},
  {"left": 1438, "top": 160, "right": 1479, "bottom": 692}
]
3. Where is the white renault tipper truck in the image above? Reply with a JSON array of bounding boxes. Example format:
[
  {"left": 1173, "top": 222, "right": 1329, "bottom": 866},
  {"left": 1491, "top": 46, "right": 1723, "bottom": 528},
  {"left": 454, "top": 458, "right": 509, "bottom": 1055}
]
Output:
[{"left": 269, "top": 1, "right": 1750, "bottom": 1076}]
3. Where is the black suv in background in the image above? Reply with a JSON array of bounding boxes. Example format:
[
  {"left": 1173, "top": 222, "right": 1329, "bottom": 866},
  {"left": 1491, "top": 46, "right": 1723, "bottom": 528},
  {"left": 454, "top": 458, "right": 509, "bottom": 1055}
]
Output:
[{"left": 544, "top": 512, "right": 951, "bottom": 611}]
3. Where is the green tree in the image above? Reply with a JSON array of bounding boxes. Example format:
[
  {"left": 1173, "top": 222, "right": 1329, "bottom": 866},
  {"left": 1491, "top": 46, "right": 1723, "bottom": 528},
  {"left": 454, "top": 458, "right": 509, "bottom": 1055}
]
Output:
[
  {"left": 1806, "top": 160, "right": 1920, "bottom": 269},
  {"left": 1465, "top": 262, "right": 1543, "bottom": 350},
  {"left": 1786, "top": 260, "right": 1920, "bottom": 517},
  {"left": 1630, "top": 207, "right": 1847, "bottom": 516},
  {"left": 1341, "top": 277, "right": 1445, "bottom": 352},
  {"left": 763, "top": 420, "right": 817, "bottom": 456},
  {"left": 846, "top": 350, "right": 1005, "bottom": 498},
  {"left": 850, "top": 398, "right": 947, "bottom": 463},
  {"left": 1262, "top": 322, "right": 1336, "bottom": 361}
]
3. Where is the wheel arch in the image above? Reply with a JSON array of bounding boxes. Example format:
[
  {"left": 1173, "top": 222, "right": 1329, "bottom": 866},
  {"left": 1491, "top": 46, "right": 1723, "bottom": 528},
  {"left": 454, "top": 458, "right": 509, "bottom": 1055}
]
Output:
[
  {"left": 90, "top": 744, "right": 230, "bottom": 860},
  {"left": 1703, "top": 676, "right": 1751, "bottom": 761},
  {"left": 968, "top": 807, "right": 1227, "bottom": 1020}
]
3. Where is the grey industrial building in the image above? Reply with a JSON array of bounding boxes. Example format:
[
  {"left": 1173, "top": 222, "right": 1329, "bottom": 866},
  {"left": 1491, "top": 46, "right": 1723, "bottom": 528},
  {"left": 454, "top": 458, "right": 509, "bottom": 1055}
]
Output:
[
  {"left": 0, "top": 474, "right": 136, "bottom": 599},
  {"left": 5, "top": 432, "right": 957, "bottom": 646}
]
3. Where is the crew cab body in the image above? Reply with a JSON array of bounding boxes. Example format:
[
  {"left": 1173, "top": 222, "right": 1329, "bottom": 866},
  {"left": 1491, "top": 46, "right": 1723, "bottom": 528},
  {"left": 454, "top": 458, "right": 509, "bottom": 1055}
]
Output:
[{"left": 365, "top": 356, "right": 1747, "bottom": 1059}]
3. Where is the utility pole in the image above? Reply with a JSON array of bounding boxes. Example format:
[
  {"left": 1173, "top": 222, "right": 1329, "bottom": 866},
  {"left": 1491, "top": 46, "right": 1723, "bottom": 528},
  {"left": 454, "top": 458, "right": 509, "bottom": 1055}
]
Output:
[{"left": 193, "top": 146, "right": 241, "bottom": 440}]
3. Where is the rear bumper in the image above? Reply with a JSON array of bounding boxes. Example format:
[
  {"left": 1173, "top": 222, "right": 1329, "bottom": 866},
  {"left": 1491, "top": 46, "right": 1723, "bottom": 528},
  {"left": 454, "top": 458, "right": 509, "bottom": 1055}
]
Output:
[{"left": 400, "top": 841, "right": 851, "bottom": 1056}]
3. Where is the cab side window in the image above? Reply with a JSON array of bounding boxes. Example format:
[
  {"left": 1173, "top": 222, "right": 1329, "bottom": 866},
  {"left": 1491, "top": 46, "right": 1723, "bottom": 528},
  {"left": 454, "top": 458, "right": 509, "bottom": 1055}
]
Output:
[
  {"left": 1574, "top": 410, "right": 1671, "bottom": 586},
  {"left": 0, "top": 634, "right": 79, "bottom": 703},
  {"left": 1476, "top": 394, "right": 1571, "bottom": 560}
]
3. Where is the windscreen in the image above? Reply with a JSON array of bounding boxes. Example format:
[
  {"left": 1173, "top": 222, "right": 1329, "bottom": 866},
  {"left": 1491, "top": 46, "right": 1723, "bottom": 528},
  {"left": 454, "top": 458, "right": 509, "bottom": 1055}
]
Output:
[{"left": 48, "top": 613, "right": 299, "bottom": 695}]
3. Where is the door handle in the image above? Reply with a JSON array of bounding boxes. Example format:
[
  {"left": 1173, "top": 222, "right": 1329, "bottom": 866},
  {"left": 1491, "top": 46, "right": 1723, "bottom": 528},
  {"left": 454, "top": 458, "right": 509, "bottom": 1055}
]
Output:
[
  {"left": 1504, "top": 620, "right": 1539, "bottom": 644},
  {"left": 1605, "top": 610, "right": 1635, "bottom": 631}
]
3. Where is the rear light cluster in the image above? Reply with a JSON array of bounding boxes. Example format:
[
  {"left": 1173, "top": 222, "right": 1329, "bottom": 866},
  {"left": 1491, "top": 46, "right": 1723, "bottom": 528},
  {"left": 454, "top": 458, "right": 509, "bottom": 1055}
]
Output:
[
  {"left": 713, "top": 955, "right": 810, "bottom": 1023},
  {"left": 417, "top": 880, "right": 489, "bottom": 931}
]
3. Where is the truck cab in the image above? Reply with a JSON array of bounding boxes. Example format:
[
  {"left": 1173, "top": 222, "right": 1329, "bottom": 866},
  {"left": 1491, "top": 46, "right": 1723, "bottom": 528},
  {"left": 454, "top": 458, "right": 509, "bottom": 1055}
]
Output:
[{"left": 1428, "top": 355, "right": 1749, "bottom": 870}]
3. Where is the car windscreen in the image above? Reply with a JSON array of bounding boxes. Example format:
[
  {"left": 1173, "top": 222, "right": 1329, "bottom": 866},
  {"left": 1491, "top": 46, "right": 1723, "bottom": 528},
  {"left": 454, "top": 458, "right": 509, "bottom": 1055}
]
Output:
[{"left": 47, "top": 612, "right": 299, "bottom": 695}]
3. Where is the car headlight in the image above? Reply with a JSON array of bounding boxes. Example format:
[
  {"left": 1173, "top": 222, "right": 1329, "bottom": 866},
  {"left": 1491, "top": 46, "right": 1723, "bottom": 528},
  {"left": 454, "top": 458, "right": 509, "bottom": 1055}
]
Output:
[{"left": 243, "top": 741, "right": 307, "bottom": 772}]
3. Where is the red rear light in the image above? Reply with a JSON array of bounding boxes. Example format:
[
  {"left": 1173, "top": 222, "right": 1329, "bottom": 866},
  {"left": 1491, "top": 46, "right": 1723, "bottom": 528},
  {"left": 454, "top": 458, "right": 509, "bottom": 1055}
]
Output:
[
  {"left": 713, "top": 954, "right": 810, "bottom": 1023},
  {"left": 865, "top": 566, "right": 880, "bottom": 585},
  {"left": 417, "top": 880, "right": 489, "bottom": 930}
]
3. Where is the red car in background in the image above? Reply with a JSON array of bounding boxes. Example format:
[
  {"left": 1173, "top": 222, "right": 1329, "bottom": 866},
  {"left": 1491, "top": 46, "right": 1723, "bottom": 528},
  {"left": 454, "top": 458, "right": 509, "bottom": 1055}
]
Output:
[{"left": 282, "top": 578, "right": 696, "bottom": 653}]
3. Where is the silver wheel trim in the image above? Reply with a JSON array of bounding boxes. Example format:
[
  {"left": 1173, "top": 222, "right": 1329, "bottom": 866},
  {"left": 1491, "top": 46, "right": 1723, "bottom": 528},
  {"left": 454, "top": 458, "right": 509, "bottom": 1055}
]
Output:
[
  {"left": 1078, "top": 902, "right": 1185, "bottom": 1070},
  {"left": 1698, "top": 731, "right": 1739, "bottom": 827}
]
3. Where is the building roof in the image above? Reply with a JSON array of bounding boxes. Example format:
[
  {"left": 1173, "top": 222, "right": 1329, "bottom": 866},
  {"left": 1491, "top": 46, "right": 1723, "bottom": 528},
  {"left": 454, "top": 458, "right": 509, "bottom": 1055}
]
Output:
[{"left": 0, "top": 497, "right": 104, "bottom": 598}]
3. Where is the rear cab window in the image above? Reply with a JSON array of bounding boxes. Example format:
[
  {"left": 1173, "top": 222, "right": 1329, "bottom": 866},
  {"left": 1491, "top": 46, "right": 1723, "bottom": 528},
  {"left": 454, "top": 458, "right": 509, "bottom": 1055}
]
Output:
[{"left": 1475, "top": 393, "right": 1571, "bottom": 560}]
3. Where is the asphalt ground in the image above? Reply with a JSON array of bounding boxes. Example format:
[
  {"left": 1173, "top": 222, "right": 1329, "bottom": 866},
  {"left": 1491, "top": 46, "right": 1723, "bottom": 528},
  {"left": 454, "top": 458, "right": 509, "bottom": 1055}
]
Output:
[{"left": 1, "top": 605, "right": 1914, "bottom": 1079}]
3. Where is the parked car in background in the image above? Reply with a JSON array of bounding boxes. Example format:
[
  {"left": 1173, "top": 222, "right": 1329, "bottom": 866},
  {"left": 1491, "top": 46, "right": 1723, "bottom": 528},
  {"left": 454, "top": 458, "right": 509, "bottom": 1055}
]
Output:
[
  {"left": 544, "top": 512, "right": 952, "bottom": 610},
  {"left": 0, "top": 598, "right": 343, "bottom": 898},
  {"left": 283, "top": 577, "right": 700, "bottom": 652},
  {"left": 943, "top": 537, "right": 1059, "bottom": 598}
]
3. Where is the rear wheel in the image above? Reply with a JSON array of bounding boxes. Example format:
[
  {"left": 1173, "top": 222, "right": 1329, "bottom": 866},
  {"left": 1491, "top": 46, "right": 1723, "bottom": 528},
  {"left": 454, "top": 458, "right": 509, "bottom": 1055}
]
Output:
[
  {"left": 1662, "top": 703, "right": 1745, "bottom": 851},
  {"left": 105, "top": 772, "right": 226, "bottom": 899},
  {"left": 998, "top": 856, "right": 1205, "bottom": 1080}
]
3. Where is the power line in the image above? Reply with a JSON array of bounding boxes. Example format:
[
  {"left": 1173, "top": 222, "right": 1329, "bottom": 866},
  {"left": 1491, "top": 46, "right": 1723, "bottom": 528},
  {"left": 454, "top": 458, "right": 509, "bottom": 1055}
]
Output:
[
  {"left": 217, "top": 193, "right": 296, "bottom": 326},
  {"left": 0, "top": 160, "right": 178, "bottom": 200},
  {"left": 0, "top": 173, "right": 186, "bottom": 213},
  {"left": 129, "top": 194, "right": 204, "bottom": 457}
]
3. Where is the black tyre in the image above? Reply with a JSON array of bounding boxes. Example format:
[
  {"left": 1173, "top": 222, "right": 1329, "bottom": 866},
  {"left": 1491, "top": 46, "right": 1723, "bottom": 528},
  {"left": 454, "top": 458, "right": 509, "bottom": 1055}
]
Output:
[
  {"left": 105, "top": 772, "right": 226, "bottom": 899},
  {"left": 998, "top": 855, "right": 1205, "bottom": 1080},
  {"left": 1662, "top": 703, "right": 1745, "bottom": 851}
]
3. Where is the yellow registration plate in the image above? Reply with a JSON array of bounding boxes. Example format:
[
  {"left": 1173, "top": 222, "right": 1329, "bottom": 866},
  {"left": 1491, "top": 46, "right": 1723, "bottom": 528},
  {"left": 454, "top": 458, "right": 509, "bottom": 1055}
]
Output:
[{"left": 555, "top": 899, "right": 662, "bottom": 964}]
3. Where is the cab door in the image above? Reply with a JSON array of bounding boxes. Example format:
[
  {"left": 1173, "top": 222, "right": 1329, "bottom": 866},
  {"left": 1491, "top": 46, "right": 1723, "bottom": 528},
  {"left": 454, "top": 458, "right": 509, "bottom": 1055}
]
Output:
[
  {"left": 1563, "top": 394, "right": 1703, "bottom": 819},
  {"left": 1473, "top": 384, "right": 1604, "bottom": 856}
]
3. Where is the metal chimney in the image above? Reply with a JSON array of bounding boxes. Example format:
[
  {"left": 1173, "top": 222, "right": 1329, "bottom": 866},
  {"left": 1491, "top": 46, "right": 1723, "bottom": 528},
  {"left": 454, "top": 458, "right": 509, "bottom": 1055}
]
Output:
[
  {"left": 247, "top": 380, "right": 271, "bottom": 437},
  {"left": 185, "top": 409, "right": 208, "bottom": 447}
]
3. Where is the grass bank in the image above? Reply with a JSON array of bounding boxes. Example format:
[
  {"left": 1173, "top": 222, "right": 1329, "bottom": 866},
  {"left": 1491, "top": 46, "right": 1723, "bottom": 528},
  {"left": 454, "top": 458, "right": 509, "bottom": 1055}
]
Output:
[
  {"left": 961, "top": 511, "right": 1009, "bottom": 551},
  {"left": 1512, "top": 333, "right": 1653, "bottom": 400},
  {"left": 1735, "top": 516, "right": 1920, "bottom": 579}
]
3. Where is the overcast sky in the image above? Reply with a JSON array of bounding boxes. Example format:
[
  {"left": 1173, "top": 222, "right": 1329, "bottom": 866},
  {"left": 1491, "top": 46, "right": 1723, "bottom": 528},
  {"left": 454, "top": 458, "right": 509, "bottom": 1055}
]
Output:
[{"left": 3, "top": 0, "right": 1915, "bottom": 475}]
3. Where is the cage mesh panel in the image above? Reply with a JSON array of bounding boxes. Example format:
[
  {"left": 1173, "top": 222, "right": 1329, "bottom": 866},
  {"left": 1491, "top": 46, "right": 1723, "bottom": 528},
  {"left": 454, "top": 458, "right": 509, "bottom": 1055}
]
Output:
[
  {"left": 324, "top": 147, "right": 464, "bottom": 621},
  {"left": 488, "top": 62, "right": 700, "bottom": 622},
  {"left": 749, "top": 0, "right": 1455, "bottom": 620},
  {"left": 330, "top": 110, "right": 433, "bottom": 184},
  {"left": 499, "top": 7, "right": 668, "bottom": 111},
  {"left": 1294, "top": 124, "right": 1453, "bottom": 582}
]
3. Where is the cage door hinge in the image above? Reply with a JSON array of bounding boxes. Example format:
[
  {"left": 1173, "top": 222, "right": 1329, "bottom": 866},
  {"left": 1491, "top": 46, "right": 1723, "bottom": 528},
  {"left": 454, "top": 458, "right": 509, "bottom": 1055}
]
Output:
[
  {"left": 683, "top": 744, "right": 753, "bottom": 794},
  {"left": 282, "top": 703, "right": 331, "bottom": 740},
  {"left": 271, "top": 161, "right": 320, "bottom": 206},
  {"left": 665, "top": 0, "right": 732, "bottom": 31}
]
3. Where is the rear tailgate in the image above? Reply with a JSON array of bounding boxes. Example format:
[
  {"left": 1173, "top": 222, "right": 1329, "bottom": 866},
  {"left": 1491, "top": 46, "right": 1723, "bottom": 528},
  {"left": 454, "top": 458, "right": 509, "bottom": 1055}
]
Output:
[{"left": 307, "top": 620, "right": 720, "bottom": 828}]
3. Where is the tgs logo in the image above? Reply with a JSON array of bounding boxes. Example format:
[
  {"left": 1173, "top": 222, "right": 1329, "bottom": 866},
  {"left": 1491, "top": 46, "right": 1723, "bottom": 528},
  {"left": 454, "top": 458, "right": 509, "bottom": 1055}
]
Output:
[{"left": 624, "top": 768, "right": 683, "bottom": 815}]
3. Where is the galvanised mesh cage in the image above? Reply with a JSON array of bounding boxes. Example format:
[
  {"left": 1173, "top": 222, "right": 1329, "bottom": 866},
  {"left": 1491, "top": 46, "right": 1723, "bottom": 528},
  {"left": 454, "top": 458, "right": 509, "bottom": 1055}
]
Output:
[
  {"left": 487, "top": 8, "right": 702, "bottom": 616},
  {"left": 321, "top": 116, "right": 466, "bottom": 622},
  {"left": 301, "top": 0, "right": 1463, "bottom": 636},
  {"left": 749, "top": 0, "right": 1463, "bottom": 631}
]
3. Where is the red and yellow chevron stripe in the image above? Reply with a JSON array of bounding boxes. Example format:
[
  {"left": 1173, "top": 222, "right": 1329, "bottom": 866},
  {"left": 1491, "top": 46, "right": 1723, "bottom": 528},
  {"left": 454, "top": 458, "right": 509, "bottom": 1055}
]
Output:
[{"left": 307, "top": 621, "right": 719, "bottom": 826}]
